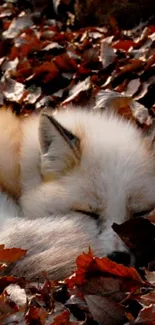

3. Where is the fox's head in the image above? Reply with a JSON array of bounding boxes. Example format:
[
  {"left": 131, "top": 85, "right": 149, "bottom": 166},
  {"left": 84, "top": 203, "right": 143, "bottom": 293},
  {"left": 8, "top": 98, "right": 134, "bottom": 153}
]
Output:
[{"left": 21, "top": 108, "right": 155, "bottom": 265}]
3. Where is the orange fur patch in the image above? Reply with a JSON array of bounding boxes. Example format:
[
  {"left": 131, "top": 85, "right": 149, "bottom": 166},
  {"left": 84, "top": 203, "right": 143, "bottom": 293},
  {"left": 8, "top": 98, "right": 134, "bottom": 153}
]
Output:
[{"left": 0, "top": 108, "right": 22, "bottom": 199}]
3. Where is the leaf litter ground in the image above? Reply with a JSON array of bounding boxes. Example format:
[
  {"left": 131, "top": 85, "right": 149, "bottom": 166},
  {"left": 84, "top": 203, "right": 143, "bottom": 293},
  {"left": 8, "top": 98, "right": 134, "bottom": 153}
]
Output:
[{"left": 1, "top": 1, "right": 155, "bottom": 324}]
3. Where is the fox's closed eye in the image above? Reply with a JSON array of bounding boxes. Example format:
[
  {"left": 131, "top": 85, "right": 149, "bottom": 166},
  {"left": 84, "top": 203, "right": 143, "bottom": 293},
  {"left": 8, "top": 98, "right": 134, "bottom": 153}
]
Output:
[
  {"left": 133, "top": 209, "right": 153, "bottom": 218},
  {"left": 75, "top": 210, "right": 99, "bottom": 220}
]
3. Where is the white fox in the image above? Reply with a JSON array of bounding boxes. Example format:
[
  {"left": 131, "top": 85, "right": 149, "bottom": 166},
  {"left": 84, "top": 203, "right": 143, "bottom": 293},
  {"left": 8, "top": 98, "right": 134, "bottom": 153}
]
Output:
[{"left": 0, "top": 107, "right": 155, "bottom": 280}]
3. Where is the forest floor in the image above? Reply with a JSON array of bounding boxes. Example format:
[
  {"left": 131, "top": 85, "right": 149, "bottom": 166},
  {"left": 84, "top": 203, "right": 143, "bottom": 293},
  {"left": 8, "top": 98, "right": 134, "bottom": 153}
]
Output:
[{"left": 0, "top": 1, "right": 155, "bottom": 324}]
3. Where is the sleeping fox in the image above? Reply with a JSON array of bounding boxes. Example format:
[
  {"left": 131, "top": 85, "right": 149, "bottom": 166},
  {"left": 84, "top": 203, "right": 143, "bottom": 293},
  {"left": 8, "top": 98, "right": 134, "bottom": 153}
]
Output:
[{"left": 0, "top": 106, "right": 155, "bottom": 280}]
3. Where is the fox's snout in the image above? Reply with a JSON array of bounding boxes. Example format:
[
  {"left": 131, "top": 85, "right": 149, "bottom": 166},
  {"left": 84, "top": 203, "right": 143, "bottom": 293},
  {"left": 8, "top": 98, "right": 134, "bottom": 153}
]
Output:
[{"left": 98, "top": 226, "right": 133, "bottom": 266}]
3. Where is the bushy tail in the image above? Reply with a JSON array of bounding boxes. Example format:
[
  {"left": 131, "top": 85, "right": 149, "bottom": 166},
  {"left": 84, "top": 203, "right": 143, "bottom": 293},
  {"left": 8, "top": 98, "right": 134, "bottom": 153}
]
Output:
[{"left": 0, "top": 212, "right": 103, "bottom": 280}]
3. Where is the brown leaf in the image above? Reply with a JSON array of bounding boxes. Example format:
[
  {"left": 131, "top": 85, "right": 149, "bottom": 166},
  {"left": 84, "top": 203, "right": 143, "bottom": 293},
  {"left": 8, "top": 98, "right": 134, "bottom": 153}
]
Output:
[
  {"left": 34, "top": 62, "right": 59, "bottom": 83},
  {"left": 20, "top": 38, "right": 42, "bottom": 58},
  {"left": 138, "top": 292, "right": 155, "bottom": 306},
  {"left": 118, "top": 59, "right": 144, "bottom": 75},
  {"left": 0, "top": 292, "right": 17, "bottom": 317},
  {"left": 145, "top": 270, "right": 155, "bottom": 285},
  {"left": 81, "top": 275, "right": 126, "bottom": 302},
  {"left": 112, "top": 218, "right": 155, "bottom": 266},
  {"left": 134, "top": 304, "right": 155, "bottom": 324},
  {"left": 55, "top": 52, "right": 78, "bottom": 72},
  {"left": 51, "top": 309, "right": 80, "bottom": 325},
  {"left": 25, "top": 305, "right": 47, "bottom": 325},
  {"left": 85, "top": 295, "right": 126, "bottom": 325}
]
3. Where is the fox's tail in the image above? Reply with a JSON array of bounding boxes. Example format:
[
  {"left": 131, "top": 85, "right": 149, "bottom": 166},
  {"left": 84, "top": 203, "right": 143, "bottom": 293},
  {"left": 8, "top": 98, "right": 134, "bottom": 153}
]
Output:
[{"left": 0, "top": 205, "right": 103, "bottom": 280}]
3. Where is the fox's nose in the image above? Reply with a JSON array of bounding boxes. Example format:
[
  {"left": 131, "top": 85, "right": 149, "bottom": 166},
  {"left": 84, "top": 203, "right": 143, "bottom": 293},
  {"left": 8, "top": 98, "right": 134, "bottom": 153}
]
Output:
[{"left": 107, "top": 251, "right": 131, "bottom": 266}]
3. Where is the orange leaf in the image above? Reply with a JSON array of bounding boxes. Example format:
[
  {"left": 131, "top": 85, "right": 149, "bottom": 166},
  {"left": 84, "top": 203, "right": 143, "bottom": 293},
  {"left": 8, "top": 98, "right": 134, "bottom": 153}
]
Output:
[
  {"left": 66, "top": 250, "right": 143, "bottom": 289},
  {"left": 0, "top": 246, "right": 27, "bottom": 264},
  {"left": 95, "top": 257, "right": 143, "bottom": 282}
]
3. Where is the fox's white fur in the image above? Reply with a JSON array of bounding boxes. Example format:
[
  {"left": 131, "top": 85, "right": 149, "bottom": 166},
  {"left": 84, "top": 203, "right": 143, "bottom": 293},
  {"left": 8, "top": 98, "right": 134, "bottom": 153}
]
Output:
[{"left": 0, "top": 107, "right": 155, "bottom": 280}]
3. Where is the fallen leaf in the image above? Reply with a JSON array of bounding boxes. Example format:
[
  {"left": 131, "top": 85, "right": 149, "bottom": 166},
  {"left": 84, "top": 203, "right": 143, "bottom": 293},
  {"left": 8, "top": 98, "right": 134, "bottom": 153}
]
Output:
[
  {"left": 24, "top": 86, "right": 41, "bottom": 104},
  {"left": 6, "top": 284, "right": 27, "bottom": 307},
  {"left": 112, "top": 218, "right": 155, "bottom": 266},
  {"left": 130, "top": 101, "right": 152, "bottom": 126},
  {"left": 62, "top": 77, "right": 91, "bottom": 106},
  {"left": 3, "top": 14, "right": 33, "bottom": 39},
  {"left": 34, "top": 62, "right": 59, "bottom": 83},
  {"left": 95, "top": 90, "right": 152, "bottom": 125},
  {"left": 51, "top": 309, "right": 81, "bottom": 325},
  {"left": 0, "top": 292, "right": 17, "bottom": 317},
  {"left": 3, "top": 78, "right": 25, "bottom": 102},
  {"left": 100, "top": 41, "right": 116, "bottom": 69},
  {"left": 0, "top": 276, "right": 25, "bottom": 295},
  {"left": 25, "top": 305, "right": 47, "bottom": 325},
  {"left": 85, "top": 295, "right": 126, "bottom": 325},
  {"left": 138, "top": 292, "right": 155, "bottom": 307},
  {"left": 134, "top": 304, "right": 155, "bottom": 324},
  {"left": 145, "top": 270, "right": 155, "bottom": 284},
  {"left": 113, "top": 40, "right": 134, "bottom": 51},
  {"left": 119, "top": 59, "right": 144, "bottom": 75},
  {"left": 0, "top": 246, "right": 27, "bottom": 264},
  {"left": 125, "top": 79, "right": 141, "bottom": 97},
  {"left": 66, "top": 249, "right": 143, "bottom": 290}
]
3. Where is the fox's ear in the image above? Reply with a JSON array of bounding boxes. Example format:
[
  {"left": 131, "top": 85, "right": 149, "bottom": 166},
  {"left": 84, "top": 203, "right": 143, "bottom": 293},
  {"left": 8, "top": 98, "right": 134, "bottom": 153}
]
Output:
[{"left": 39, "top": 111, "right": 80, "bottom": 179}]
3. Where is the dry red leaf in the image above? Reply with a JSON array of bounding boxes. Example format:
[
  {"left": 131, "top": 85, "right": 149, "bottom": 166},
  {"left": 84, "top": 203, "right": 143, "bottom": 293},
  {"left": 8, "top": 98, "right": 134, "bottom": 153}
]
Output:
[
  {"left": 25, "top": 305, "right": 47, "bottom": 325},
  {"left": 34, "top": 62, "right": 59, "bottom": 83},
  {"left": 118, "top": 59, "right": 144, "bottom": 75},
  {"left": 0, "top": 246, "right": 27, "bottom": 264},
  {"left": 113, "top": 40, "right": 135, "bottom": 51},
  {"left": 51, "top": 309, "right": 81, "bottom": 325},
  {"left": 65, "top": 249, "right": 143, "bottom": 289},
  {"left": 95, "top": 257, "right": 143, "bottom": 282},
  {"left": 55, "top": 52, "right": 78, "bottom": 71}
]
